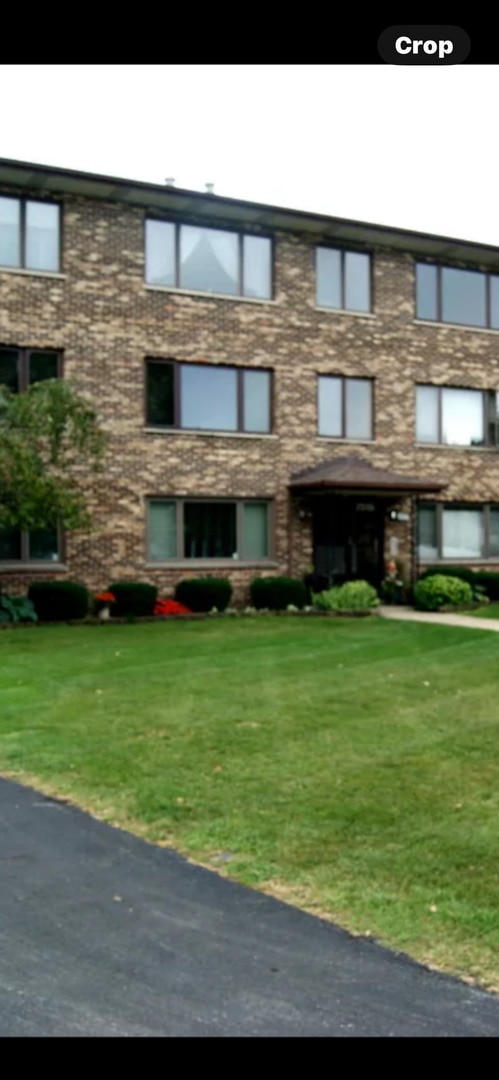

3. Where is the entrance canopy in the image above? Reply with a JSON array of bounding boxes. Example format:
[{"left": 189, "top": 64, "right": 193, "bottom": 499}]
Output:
[{"left": 289, "top": 455, "right": 446, "bottom": 497}]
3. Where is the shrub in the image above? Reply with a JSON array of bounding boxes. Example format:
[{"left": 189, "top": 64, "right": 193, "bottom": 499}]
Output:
[
  {"left": 250, "top": 577, "right": 307, "bottom": 611},
  {"left": 413, "top": 575, "right": 473, "bottom": 611},
  {"left": 418, "top": 565, "right": 499, "bottom": 601},
  {"left": 312, "top": 580, "right": 379, "bottom": 612},
  {"left": 473, "top": 585, "right": 490, "bottom": 606},
  {"left": 379, "top": 578, "right": 404, "bottom": 605},
  {"left": 472, "top": 571, "right": 499, "bottom": 601},
  {"left": 174, "top": 578, "right": 232, "bottom": 613},
  {"left": 303, "top": 571, "right": 329, "bottom": 603},
  {"left": 108, "top": 581, "right": 158, "bottom": 617},
  {"left": 419, "top": 565, "right": 476, "bottom": 586},
  {"left": 313, "top": 590, "right": 337, "bottom": 611},
  {"left": 28, "top": 581, "right": 89, "bottom": 621},
  {"left": 0, "top": 593, "right": 38, "bottom": 624}
]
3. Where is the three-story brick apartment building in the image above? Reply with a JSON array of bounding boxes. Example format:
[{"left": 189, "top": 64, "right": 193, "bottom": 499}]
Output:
[{"left": 2, "top": 156, "right": 499, "bottom": 600}]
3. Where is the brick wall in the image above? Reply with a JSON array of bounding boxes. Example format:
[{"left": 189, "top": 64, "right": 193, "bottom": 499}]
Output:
[{"left": 2, "top": 189, "right": 499, "bottom": 600}]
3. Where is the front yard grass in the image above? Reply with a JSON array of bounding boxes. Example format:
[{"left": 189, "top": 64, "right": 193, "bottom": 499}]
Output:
[
  {"left": 469, "top": 602, "right": 499, "bottom": 620},
  {"left": 1, "top": 617, "right": 499, "bottom": 990}
]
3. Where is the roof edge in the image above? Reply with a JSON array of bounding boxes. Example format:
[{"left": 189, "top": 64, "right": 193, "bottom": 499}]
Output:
[{"left": 0, "top": 156, "right": 498, "bottom": 262}]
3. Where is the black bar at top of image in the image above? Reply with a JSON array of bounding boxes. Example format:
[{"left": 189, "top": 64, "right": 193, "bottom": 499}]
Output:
[{"left": 6, "top": 21, "right": 492, "bottom": 63}]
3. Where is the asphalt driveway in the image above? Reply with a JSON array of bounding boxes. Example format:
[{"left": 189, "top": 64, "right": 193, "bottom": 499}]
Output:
[{"left": 1, "top": 776, "right": 499, "bottom": 1037}]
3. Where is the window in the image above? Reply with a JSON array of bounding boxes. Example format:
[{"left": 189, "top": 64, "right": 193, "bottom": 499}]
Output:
[
  {"left": 416, "top": 263, "right": 499, "bottom": 329},
  {"left": 0, "top": 347, "right": 61, "bottom": 392},
  {"left": 316, "top": 247, "right": 371, "bottom": 312},
  {"left": 418, "top": 503, "right": 499, "bottom": 561},
  {"left": 318, "top": 376, "right": 373, "bottom": 439},
  {"left": 145, "top": 220, "right": 272, "bottom": 299},
  {"left": 0, "top": 527, "right": 61, "bottom": 564},
  {"left": 146, "top": 360, "right": 272, "bottom": 434},
  {"left": 0, "top": 196, "right": 60, "bottom": 272},
  {"left": 416, "top": 384, "right": 499, "bottom": 447},
  {"left": 148, "top": 499, "right": 271, "bottom": 561}
]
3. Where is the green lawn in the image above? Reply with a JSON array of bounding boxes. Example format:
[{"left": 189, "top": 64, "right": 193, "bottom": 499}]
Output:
[
  {"left": 1, "top": 617, "right": 499, "bottom": 989},
  {"left": 470, "top": 603, "right": 499, "bottom": 620}
]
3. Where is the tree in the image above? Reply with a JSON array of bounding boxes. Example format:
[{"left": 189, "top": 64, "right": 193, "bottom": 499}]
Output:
[{"left": 0, "top": 379, "right": 106, "bottom": 533}]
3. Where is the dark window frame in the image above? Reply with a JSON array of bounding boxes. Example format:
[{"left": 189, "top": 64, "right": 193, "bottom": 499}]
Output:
[
  {"left": 146, "top": 496, "right": 274, "bottom": 563},
  {"left": 417, "top": 502, "right": 499, "bottom": 561},
  {"left": 415, "top": 383, "right": 499, "bottom": 447},
  {"left": 145, "top": 358, "right": 273, "bottom": 434},
  {"left": 317, "top": 374, "right": 374, "bottom": 440},
  {"left": 315, "top": 246, "right": 373, "bottom": 313},
  {"left": 144, "top": 218, "right": 274, "bottom": 300},
  {"left": 0, "top": 345, "right": 63, "bottom": 392},
  {"left": 415, "top": 261, "right": 499, "bottom": 329},
  {"left": 0, "top": 194, "right": 62, "bottom": 273},
  {"left": 0, "top": 524, "right": 64, "bottom": 566}
]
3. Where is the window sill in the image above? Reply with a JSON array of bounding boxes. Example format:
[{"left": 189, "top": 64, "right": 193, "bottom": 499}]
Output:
[
  {"left": 415, "top": 443, "right": 499, "bottom": 452},
  {"left": 145, "top": 560, "right": 278, "bottom": 570},
  {"left": 317, "top": 435, "right": 375, "bottom": 445},
  {"left": 0, "top": 267, "right": 65, "bottom": 280},
  {"left": 144, "top": 284, "right": 277, "bottom": 306},
  {"left": 0, "top": 562, "right": 67, "bottom": 572},
  {"left": 418, "top": 558, "right": 499, "bottom": 566},
  {"left": 315, "top": 306, "right": 375, "bottom": 319},
  {"left": 413, "top": 319, "right": 499, "bottom": 336},
  {"left": 144, "top": 427, "right": 278, "bottom": 440}
]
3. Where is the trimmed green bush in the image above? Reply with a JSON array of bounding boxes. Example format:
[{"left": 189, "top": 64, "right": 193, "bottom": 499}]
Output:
[
  {"left": 303, "top": 572, "right": 329, "bottom": 603},
  {"left": 0, "top": 593, "right": 38, "bottom": 624},
  {"left": 413, "top": 574, "right": 473, "bottom": 612},
  {"left": 108, "top": 581, "right": 158, "bottom": 617},
  {"left": 313, "top": 580, "right": 379, "bottom": 612},
  {"left": 473, "top": 571, "right": 499, "bottom": 601},
  {"left": 250, "top": 577, "right": 307, "bottom": 611},
  {"left": 419, "top": 565, "right": 476, "bottom": 585},
  {"left": 28, "top": 581, "right": 89, "bottom": 621},
  {"left": 174, "top": 578, "right": 232, "bottom": 613},
  {"left": 418, "top": 565, "right": 499, "bottom": 601}
]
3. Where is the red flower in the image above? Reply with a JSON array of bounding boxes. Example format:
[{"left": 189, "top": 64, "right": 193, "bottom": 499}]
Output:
[
  {"left": 95, "top": 591, "right": 116, "bottom": 604},
  {"left": 154, "top": 598, "right": 191, "bottom": 616}
]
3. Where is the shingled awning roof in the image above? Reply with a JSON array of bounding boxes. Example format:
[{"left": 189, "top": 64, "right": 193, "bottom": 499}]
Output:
[{"left": 289, "top": 455, "right": 446, "bottom": 494}]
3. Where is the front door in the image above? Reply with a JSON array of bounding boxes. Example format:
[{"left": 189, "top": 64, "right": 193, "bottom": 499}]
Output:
[{"left": 313, "top": 496, "right": 384, "bottom": 586}]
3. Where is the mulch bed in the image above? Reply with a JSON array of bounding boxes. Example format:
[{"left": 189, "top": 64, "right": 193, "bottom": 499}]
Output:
[{"left": 0, "top": 609, "right": 381, "bottom": 629}]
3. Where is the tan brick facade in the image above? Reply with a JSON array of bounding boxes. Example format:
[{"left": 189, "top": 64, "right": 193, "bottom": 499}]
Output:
[{"left": 2, "top": 163, "right": 499, "bottom": 601}]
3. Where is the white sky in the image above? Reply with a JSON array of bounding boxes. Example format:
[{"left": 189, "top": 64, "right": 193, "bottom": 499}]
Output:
[{"left": 1, "top": 64, "right": 498, "bottom": 245}]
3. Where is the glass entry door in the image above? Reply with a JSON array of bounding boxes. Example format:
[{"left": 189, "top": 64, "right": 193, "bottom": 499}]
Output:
[{"left": 313, "top": 496, "right": 384, "bottom": 586}]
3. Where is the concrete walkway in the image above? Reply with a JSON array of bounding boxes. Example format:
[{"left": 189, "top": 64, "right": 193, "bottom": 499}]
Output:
[{"left": 379, "top": 606, "right": 499, "bottom": 632}]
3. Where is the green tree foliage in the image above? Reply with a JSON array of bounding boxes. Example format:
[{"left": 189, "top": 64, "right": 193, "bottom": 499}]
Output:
[{"left": 0, "top": 379, "right": 106, "bottom": 533}]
